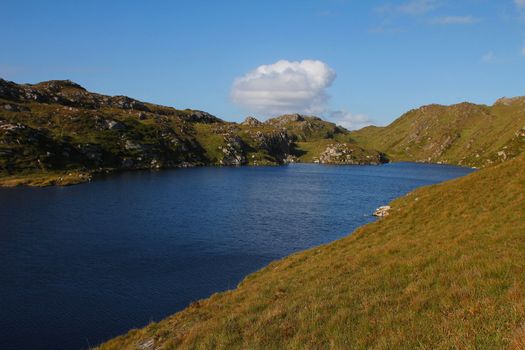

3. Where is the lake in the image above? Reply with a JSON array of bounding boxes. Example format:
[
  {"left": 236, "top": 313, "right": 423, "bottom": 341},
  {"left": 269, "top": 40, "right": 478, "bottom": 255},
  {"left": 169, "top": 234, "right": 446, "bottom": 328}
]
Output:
[{"left": 0, "top": 163, "right": 474, "bottom": 350}]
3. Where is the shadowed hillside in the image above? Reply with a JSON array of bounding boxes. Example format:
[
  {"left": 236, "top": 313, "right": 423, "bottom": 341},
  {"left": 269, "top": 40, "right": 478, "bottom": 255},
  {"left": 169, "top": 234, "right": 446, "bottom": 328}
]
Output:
[
  {"left": 0, "top": 79, "right": 386, "bottom": 186},
  {"left": 351, "top": 98, "right": 525, "bottom": 168},
  {"left": 98, "top": 147, "right": 525, "bottom": 349}
]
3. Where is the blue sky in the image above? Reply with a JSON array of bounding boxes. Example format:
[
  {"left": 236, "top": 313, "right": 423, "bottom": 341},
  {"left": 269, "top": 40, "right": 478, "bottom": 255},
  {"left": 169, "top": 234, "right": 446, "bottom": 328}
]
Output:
[{"left": 1, "top": 0, "right": 524, "bottom": 128}]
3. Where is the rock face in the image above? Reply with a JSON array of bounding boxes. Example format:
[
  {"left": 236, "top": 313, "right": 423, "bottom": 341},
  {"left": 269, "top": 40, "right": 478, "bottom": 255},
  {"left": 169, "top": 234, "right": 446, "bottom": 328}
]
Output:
[
  {"left": 266, "top": 113, "right": 305, "bottom": 126},
  {"left": 265, "top": 114, "right": 347, "bottom": 142},
  {"left": 252, "top": 130, "right": 292, "bottom": 160},
  {"left": 219, "top": 136, "right": 247, "bottom": 166},
  {"left": 373, "top": 205, "right": 391, "bottom": 217},
  {"left": 317, "top": 143, "right": 388, "bottom": 165},
  {"left": 185, "top": 110, "right": 222, "bottom": 124},
  {"left": 241, "top": 116, "right": 262, "bottom": 127}
]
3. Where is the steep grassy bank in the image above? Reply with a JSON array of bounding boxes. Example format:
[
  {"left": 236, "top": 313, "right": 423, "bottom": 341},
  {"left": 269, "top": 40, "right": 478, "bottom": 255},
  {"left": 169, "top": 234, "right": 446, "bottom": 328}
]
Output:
[
  {"left": 351, "top": 98, "right": 525, "bottom": 168},
  {"left": 98, "top": 152, "right": 525, "bottom": 349}
]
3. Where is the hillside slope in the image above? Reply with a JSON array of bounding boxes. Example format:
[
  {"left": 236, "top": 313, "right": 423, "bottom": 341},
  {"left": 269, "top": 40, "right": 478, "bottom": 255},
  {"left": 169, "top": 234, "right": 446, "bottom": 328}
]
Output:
[
  {"left": 98, "top": 151, "right": 525, "bottom": 349},
  {"left": 0, "top": 79, "right": 386, "bottom": 186},
  {"left": 351, "top": 98, "right": 525, "bottom": 167}
]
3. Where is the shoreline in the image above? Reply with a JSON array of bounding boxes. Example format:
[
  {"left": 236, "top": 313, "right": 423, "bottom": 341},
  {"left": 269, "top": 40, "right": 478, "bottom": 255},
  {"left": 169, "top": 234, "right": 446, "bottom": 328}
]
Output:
[
  {"left": 0, "top": 160, "right": 476, "bottom": 188},
  {"left": 0, "top": 171, "right": 94, "bottom": 187}
]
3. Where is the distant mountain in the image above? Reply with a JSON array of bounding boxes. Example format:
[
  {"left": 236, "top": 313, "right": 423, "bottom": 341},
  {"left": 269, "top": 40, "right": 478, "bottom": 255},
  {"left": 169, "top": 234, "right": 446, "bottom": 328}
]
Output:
[
  {"left": 351, "top": 98, "right": 525, "bottom": 167},
  {"left": 0, "top": 79, "right": 386, "bottom": 186}
]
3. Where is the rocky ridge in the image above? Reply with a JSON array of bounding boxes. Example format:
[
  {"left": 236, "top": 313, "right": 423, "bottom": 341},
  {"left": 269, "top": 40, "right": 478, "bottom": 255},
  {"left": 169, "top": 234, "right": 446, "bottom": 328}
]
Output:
[{"left": 0, "top": 79, "right": 386, "bottom": 185}]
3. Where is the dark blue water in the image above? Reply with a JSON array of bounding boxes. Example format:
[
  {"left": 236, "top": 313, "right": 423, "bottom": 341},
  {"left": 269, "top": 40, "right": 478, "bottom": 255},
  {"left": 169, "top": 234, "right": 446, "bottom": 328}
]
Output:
[{"left": 0, "top": 163, "right": 473, "bottom": 350}]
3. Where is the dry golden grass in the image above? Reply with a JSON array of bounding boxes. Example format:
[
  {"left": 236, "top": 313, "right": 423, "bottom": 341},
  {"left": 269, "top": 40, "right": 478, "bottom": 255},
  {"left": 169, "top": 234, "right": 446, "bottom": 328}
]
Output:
[
  {"left": 509, "top": 324, "right": 525, "bottom": 350},
  {"left": 0, "top": 171, "right": 91, "bottom": 187},
  {"left": 98, "top": 153, "right": 525, "bottom": 350}
]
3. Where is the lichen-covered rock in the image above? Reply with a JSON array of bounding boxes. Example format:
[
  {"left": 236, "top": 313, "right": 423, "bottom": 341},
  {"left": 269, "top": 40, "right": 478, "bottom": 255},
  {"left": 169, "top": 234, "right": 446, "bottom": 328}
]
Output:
[
  {"left": 373, "top": 205, "right": 391, "bottom": 217},
  {"left": 110, "top": 96, "right": 149, "bottom": 111},
  {"left": 241, "top": 116, "right": 262, "bottom": 127},
  {"left": 106, "top": 120, "right": 126, "bottom": 130},
  {"left": 266, "top": 113, "right": 305, "bottom": 126},
  {"left": 219, "top": 136, "right": 247, "bottom": 166},
  {"left": 318, "top": 143, "right": 387, "bottom": 165},
  {"left": 181, "top": 110, "right": 222, "bottom": 124}
]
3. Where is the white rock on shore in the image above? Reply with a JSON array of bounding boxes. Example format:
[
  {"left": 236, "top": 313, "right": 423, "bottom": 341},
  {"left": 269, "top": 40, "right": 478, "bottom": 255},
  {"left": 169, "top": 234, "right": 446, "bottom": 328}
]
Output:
[{"left": 373, "top": 205, "right": 391, "bottom": 217}]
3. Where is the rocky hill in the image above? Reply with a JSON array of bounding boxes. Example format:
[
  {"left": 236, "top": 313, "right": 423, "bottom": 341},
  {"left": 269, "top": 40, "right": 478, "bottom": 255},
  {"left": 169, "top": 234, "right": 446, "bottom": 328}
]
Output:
[
  {"left": 5, "top": 78, "right": 523, "bottom": 187},
  {"left": 0, "top": 79, "right": 386, "bottom": 186},
  {"left": 351, "top": 98, "right": 525, "bottom": 167},
  {"left": 97, "top": 135, "right": 525, "bottom": 350},
  {"left": 260, "top": 113, "right": 387, "bottom": 164}
]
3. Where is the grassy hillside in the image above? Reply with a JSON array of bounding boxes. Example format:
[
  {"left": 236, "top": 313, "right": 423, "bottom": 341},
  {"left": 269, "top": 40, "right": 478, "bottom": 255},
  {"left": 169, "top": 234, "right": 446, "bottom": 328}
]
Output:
[
  {"left": 0, "top": 79, "right": 386, "bottom": 186},
  {"left": 98, "top": 151, "right": 525, "bottom": 349},
  {"left": 351, "top": 98, "right": 525, "bottom": 167}
]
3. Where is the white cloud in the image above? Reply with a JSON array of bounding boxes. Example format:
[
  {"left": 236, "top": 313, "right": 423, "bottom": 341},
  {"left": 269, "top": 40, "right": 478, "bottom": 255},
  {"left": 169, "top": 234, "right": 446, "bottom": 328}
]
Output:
[
  {"left": 482, "top": 51, "right": 496, "bottom": 63},
  {"left": 521, "top": 46, "right": 525, "bottom": 56},
  {"left": 329, "top": 110, "right": 373, "bottom": 130},
  {"left": 516, "top": 0, "right": 525, "bottom": 10},
  {"left": 430, "top": 15, "right": 480, "bottom": 25},
  {"left": 231, "top": 60, "right": 336, "bottom": 116}
]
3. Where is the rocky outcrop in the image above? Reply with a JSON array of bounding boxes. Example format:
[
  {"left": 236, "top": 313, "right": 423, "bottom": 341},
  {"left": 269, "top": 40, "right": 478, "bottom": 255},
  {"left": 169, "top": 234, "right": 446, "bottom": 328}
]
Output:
[
  {"left": 266, "top": 113, "right": 306, "bottom": 126},
  {"left": 373, "top": 205, "right": 391, "bottom": 217},
  {"left": 251, "top": 130, "right": 292, "bottom": 161},
  {"left": 106, "top": 120, "right": 126, "bottom": 130},
  {"left": 219, "top": 136, "right": 247, "bottom": 166},
  {"left": 494, "top": 96, "right": 525, "bottom": 106},
  {"left": 241, "top": 116, "right": 262, "bottom": 127},
  {"left": 316, "top": 143, "right": 388, "bottom": 165},
  {"left": 183, "top": 110, "right": 222, "bottom": 124},
  {"left": 265, "top": 114, "right": 347, "bottom": 142},
  {"left": 0, "top": 119, "right": 86, "bottom": 173}
]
